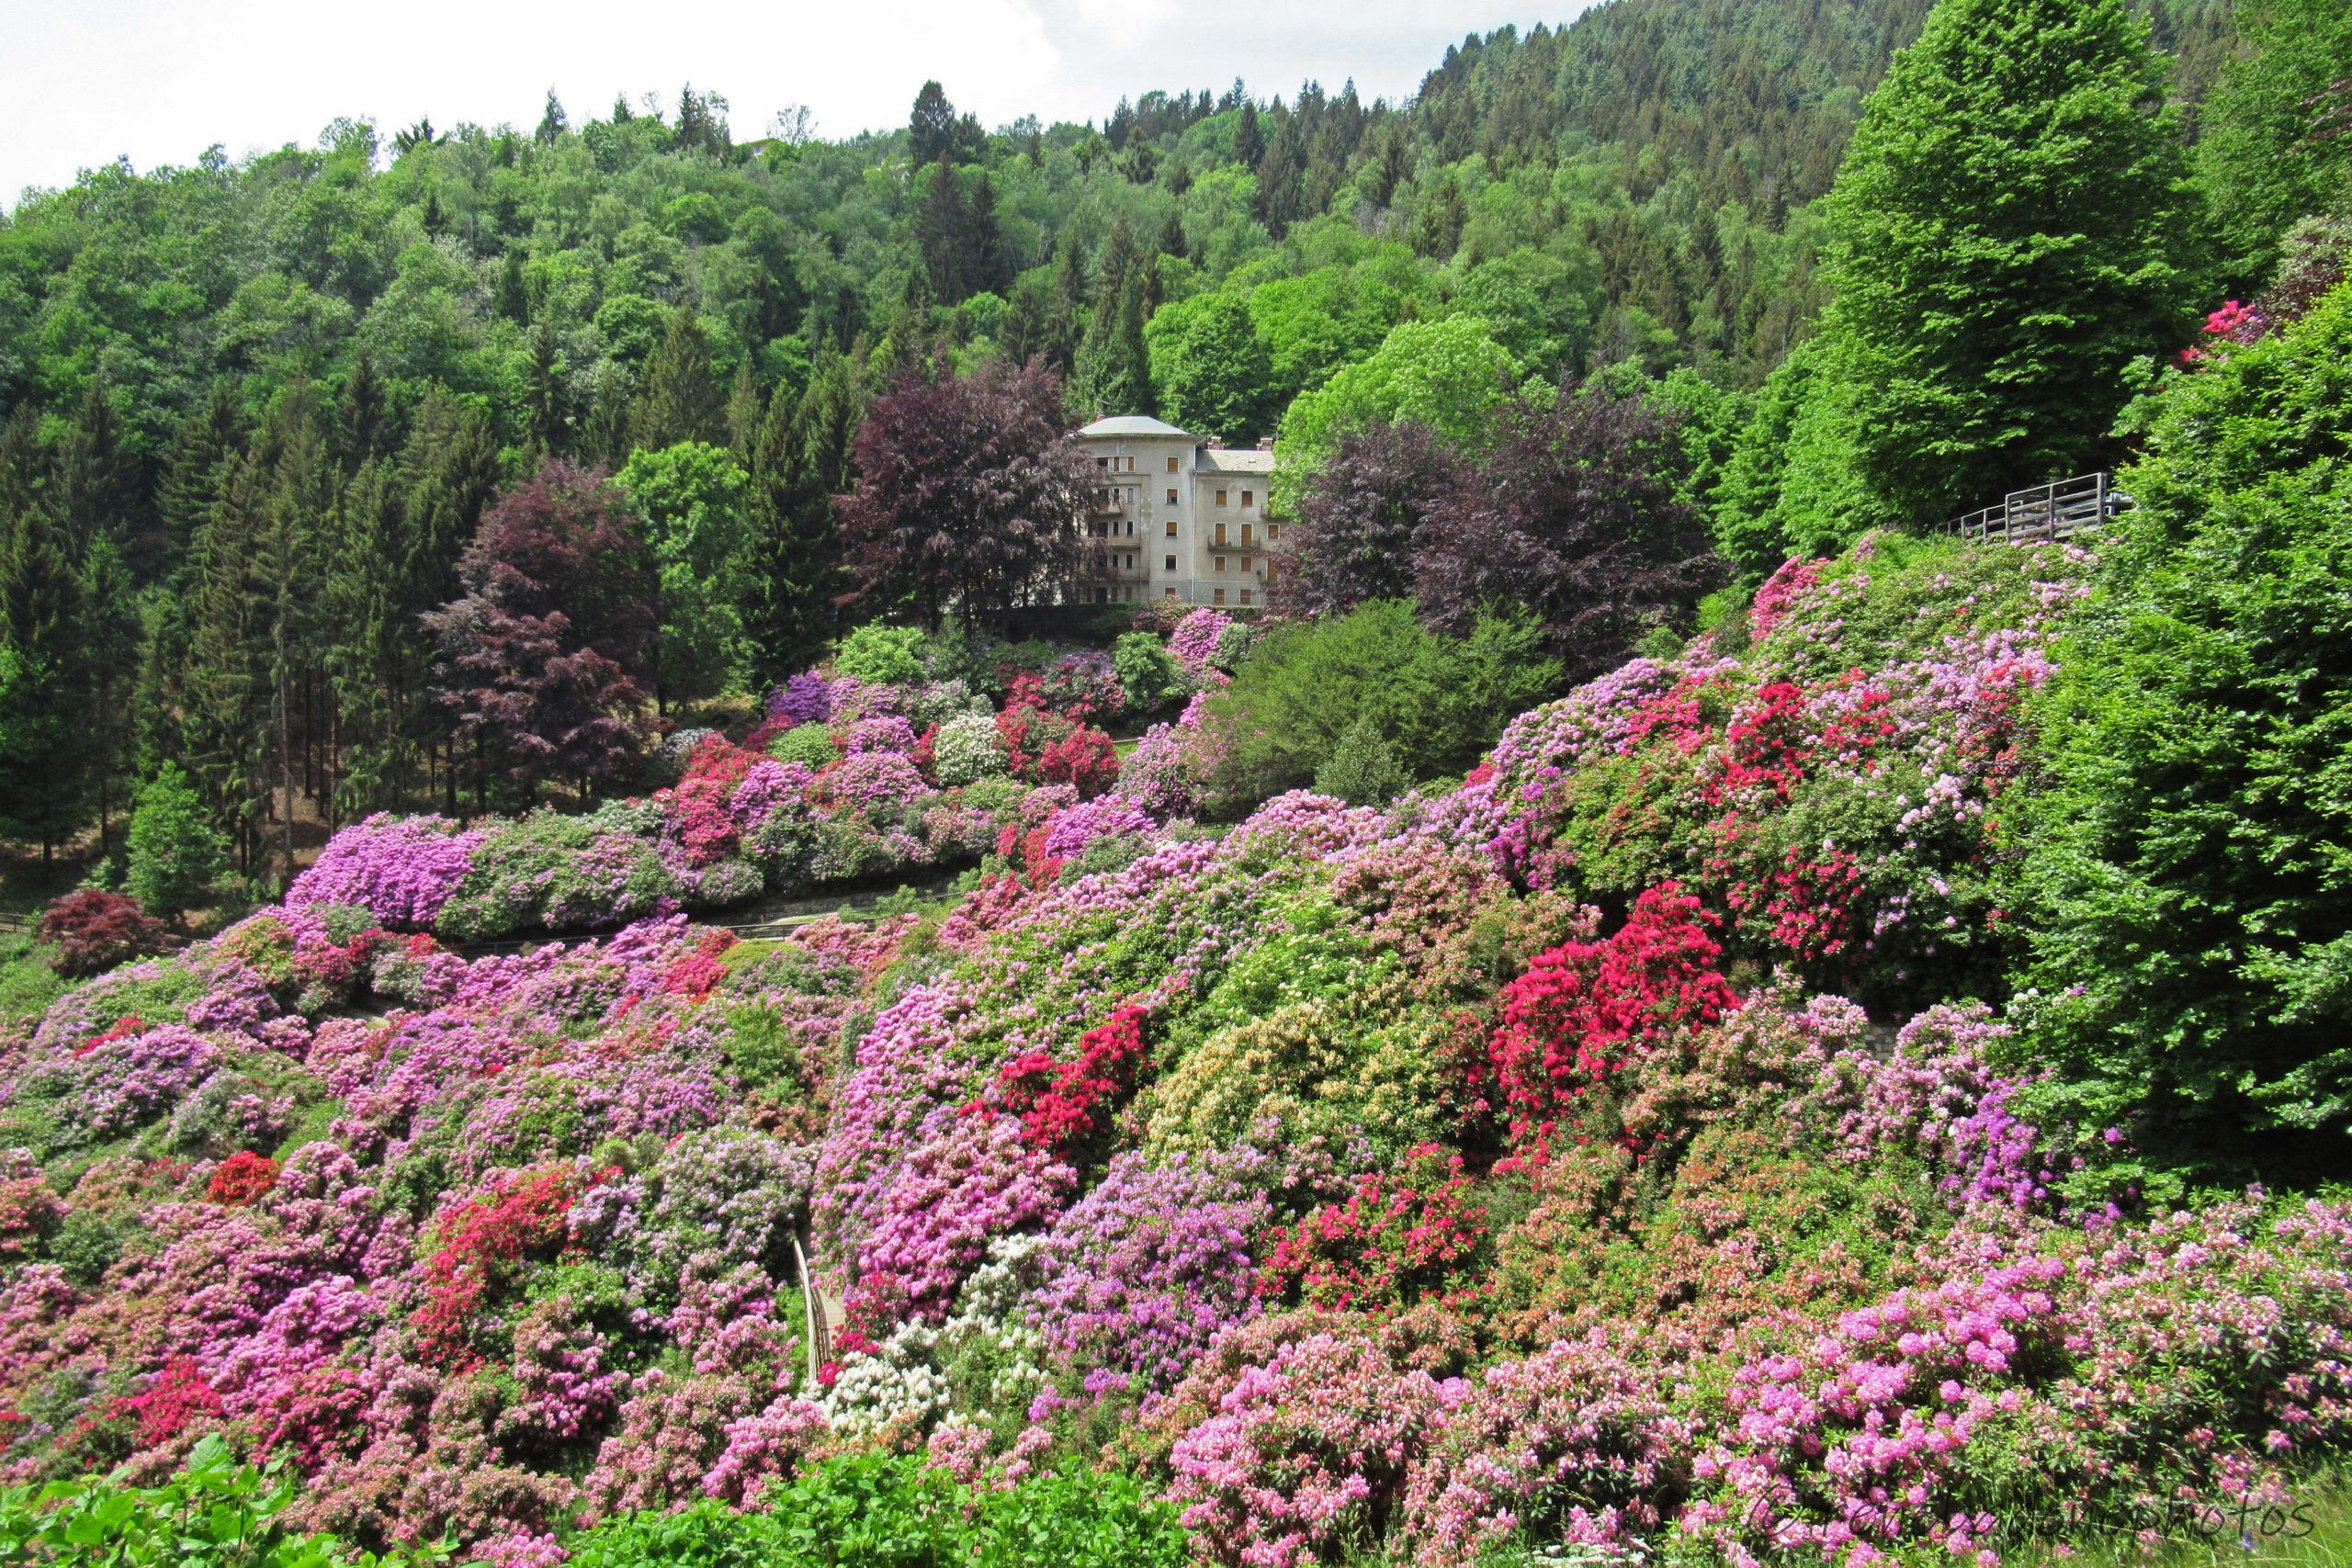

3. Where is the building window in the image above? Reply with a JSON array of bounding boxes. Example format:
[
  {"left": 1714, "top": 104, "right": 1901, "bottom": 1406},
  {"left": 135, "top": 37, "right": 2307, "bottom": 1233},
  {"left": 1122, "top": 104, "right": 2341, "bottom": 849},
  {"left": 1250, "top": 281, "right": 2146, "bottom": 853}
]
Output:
[
  {"left": 1242, "top": 489, "right": 1254, "bottom": 508},
  {"left": 1266, "top": 525, "right": 1280, "bottom": 542},
  {"left": 1166, "top": 489, "right": 1179, "bottom": 505},
  {"left": 1166, "top": 456, "right": 1178, "bottom": 473},
  {"left": 1165, "top": 554, "right": 1177, "bottom": 571},
  {"left": 1266, "top": 560, "right": 1278, "bottom": 582},
  {"left": 1164, "top": 586, "right": 1178, "bottom": 598},
  {"left": 1240, "top": 589, "right": 1253, "bottom": 605},
  {"left": 1216, "top": 488, "right": 1228, "bottom": 506},
  {"left": 1241, "top": 524, "right": 1252, "bottom": 544},
  {"left": 1215, "top": 555, "right": 1227, "bottom": 572},
  {"left": 1241, "top": 557, "right": 1252, "bottom": 573},
  {"left": 1165, "top": 520, "right": 1176, "bottom": 536},
  {"left": 1215, "top": 523, "right": 1227, "bottom": 545},
  {"left": 1213, "top": 588, "right": 1227, "bottom": 605},
  {"left": 1097, "top": 457, "right": 1109, "bottom": 469},
  {"left": 1096, "top": 588, "right": 1109, "bottom": 604}
]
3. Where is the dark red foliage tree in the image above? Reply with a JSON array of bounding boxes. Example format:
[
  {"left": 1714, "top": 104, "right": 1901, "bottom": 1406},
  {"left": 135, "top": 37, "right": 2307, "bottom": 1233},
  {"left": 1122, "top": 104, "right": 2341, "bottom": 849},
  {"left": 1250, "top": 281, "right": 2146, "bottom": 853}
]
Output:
[
  {"left": 1273, "top": 418, "right": 1460, "bottom": 618},
  {"left": 836, "top": 359, "right": 1097, "bottom": 630},
  {"left": 39, "top": 889, "right": 168, "bottom": 976},
  {"left": 424, "top": 461, "right": 659, "bottom": 801},
  {"left": 1416, "top": 385, "right": 1718, "bottom": 680}
]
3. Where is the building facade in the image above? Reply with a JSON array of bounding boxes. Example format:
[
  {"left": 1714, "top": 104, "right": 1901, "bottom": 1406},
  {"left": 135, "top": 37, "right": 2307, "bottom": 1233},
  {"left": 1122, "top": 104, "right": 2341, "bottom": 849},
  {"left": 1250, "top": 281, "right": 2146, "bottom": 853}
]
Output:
[{"left": 1073, "top": 415, "right": 1281, "bottom": 609}]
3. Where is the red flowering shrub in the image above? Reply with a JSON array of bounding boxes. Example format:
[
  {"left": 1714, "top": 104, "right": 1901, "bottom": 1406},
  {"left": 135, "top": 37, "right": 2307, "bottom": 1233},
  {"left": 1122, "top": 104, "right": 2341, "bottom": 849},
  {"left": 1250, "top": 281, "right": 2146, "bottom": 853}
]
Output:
[
  {"left": 673, "top": 736, "right": 759, "bottom": 865},
  {"left": 661, "top": 928, "right": 738, "bottom": 999},
  {"left": 206, "top": 1150, "right": 282, "bottom": 1206},
  {"left": 39, "top": 889, "right": 169, "bottom": 976},
  {"left": 105, "top": 1357, "right": 224, "bottom": 1449},
  {"left": 414, "top": 1167, "right": 580, "bottom": 1367},
  {"left": 993, "top": 1005, "right": 1149, "bottom": 1156},
  {"left": 1038, "top": 727, "right": 1118, "bottom": 798},
  {"left": 1487, "top": 883, "right": 1740, "bottom": 1146},
  {"left": 1724, "top": 844, "right": 1867, "bottom": 964},
  {"left": 1258, "top": 1144, "right": 1488, "bottom": 1313}
]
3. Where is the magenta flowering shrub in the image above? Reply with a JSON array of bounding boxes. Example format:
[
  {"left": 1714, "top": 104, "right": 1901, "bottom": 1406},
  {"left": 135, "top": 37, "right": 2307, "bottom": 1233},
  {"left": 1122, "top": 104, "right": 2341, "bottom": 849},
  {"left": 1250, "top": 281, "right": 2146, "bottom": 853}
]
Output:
[
  {"left": 287, "top": 816, "right": 485, "bottom": 931},
  {"left": 1169, "top": 609, "right": 1235, "bottom": 678},
  {"left": 856, "top": 1113, "right": 1076, "bottom": 1320}
]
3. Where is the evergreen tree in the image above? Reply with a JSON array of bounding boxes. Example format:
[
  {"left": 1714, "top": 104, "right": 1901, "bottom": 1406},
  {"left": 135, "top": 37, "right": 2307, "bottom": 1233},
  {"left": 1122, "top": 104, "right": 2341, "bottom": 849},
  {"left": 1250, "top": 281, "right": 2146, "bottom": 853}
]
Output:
[
  {"left": 723, "top": 359, "right": 763, "bottom": 462},
  {"left": 1770, "top": 0, "right": 2203, "bottom": 539},
  {"left": 157, "top": 384, "right": 247, "bottom": 577},
  {"left": 629, "top": 308, "right": 725, "bottom": 451},
  {"left": 744, "top": 363, "right": 851, "bottom": 679},
  {"left": 53, "top": 374, "right": 145, "bottom": 569},
  {"left": 536, "top": 88, "right": 570, "bottom": 145},
  {"left": 965, "top": 173, "right": 1012, "bottom": 299},
  {"left": 0, "top": 484, "right": 94, "bottom": 859},
  {"left": 78, "top": 536, "right": 143, "bottom": 855},
  {"left": 337, "top": 347, "right": 390, "bottom": 472},
  {"left": 1075, "top": 221, "right": 1154, "bottom": 416},
  {"left": 523, "top": 321, "right": 567, "bottom": 460},
  {"left": 915, "top": 160, "right": 970, "bottom": 303},
  {"left": 910, "top": 82, "right": 958, "bottom": 165},
  {"left": 124, "top": 761, "right": 229, "bottom": 919},
  {"left": 184, "top": 446, "right": 274, "bottom": 872}
]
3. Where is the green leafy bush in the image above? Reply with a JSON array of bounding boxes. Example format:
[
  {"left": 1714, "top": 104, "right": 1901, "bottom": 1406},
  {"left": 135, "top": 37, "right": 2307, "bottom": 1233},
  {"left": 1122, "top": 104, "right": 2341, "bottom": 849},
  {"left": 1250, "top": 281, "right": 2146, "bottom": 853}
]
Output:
[
  {"left": 835, "top": 626, "right": 926, "bottom": 685},
  {"left": 0, "top": 1434, "right": 437, "bottom": 1567},
  {"left": 2005, "top": 279, "right": 2352, "bottom": 1175}
]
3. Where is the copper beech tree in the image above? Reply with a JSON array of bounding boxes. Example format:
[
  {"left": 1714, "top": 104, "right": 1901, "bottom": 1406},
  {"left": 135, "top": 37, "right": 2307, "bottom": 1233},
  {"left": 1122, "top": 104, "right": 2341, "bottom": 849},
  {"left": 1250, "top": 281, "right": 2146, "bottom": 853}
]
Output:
[{"left": 835, "top": 359, "right": 1099, "bottom": 631}]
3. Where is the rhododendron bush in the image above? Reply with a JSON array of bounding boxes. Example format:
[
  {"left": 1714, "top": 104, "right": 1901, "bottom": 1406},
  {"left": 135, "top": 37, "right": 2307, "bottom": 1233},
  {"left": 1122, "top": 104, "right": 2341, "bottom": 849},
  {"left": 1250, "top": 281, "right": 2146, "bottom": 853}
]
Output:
[
  {"left": 285, "top": 665, "right": 1152, "bottom": 945},
  {"left": 4, "top": 533, "right": 2349, "bottom": 1564}
]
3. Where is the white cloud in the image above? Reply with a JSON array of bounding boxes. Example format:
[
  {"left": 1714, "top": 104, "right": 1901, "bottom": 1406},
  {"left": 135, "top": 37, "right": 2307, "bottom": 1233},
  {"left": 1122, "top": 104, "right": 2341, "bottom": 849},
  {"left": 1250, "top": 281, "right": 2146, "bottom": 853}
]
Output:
[{"left": 0, "top": 0, "right": 1565, "bottom": 207}]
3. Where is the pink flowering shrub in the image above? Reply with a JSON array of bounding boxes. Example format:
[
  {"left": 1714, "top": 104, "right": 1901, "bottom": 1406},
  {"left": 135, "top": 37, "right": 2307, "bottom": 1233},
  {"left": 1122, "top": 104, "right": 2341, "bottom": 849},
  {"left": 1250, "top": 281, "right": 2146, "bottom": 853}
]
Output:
[
  {"left": 1166, "top": 1332, "right": 1458, "bottom": 1568},
  {"left": 1401, "top": 1328, "right": 1694, "bottom": 1566}
]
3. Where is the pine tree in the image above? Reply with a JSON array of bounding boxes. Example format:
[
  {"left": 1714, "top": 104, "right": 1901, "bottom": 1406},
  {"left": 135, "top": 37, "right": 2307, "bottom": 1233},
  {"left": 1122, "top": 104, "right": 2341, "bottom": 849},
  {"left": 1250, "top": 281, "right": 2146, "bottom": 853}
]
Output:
[
  {"left": 337, "top": 347, "right": 390, "bottom": 472},
  {"left": 53, "top": 374, "right": 145, "bottom": 569},
  {"left": 157, "top": 384, "right": 247, "bottom": 578},
  {"left": 185, "top": 446, "right": 275, "bottom": 872},
  {"left": 965, "top": 173, "right": 1012, "bottom": 299},
  {"left": 536, "top": 88, "right": 569, "bottom": 145},
  {"left": 1076, "top": 221, "right": 1154, "bottom": 416},
  {"left": 0, "top": 483, "right": 95, "bottom": 860},
  {"left": 910, "top": 82, "right": 958, "bottom": 164},
  {"left": 724, "top": 359, "right": 763, "bottom": 462},
  {"left": 916, "top": 159, "right": 970, "bottom": 303},
  {"left": 523, "top": 321, "right": 567, "bottom": 460},
  {"left": 630, "top": 308, "right": 725, "bottom": 451},
  {"left": 744, "top": 366, "right": 849, "bottom": 679},
  {"left": 78, "top": 536, "right": 143, "bottom": 855}
]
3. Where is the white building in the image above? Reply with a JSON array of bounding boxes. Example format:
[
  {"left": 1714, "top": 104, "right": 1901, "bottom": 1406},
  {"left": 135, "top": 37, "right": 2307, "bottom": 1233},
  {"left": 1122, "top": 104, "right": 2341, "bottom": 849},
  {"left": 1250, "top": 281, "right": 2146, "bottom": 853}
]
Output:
[{"left": 1073, "top": 415, "right": 1281, "bottom": 609}]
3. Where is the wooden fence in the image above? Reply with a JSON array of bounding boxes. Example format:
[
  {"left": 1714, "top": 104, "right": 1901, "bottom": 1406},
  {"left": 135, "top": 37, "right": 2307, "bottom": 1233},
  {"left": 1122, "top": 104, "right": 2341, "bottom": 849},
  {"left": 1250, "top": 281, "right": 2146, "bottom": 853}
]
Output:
[{"left": 1939, "top": 471, "right": 2120, "bottom": 545}]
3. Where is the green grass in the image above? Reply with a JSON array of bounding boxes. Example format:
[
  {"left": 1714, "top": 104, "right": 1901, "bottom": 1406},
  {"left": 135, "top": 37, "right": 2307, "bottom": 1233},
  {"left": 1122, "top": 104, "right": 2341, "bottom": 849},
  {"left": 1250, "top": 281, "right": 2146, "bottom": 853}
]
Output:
[{"left": 2007, "top": 1477, "right": 2352, "bottom": 1568}]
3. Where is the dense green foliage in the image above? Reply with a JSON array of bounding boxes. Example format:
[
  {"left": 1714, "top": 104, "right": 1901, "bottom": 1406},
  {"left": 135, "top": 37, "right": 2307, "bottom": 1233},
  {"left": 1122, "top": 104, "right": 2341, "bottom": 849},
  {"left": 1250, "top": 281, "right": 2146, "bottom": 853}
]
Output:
[
  {"left": 2006, "top": 276, "right": 2352, "bottom": 1175},
  {"left": 0, "top": 1437, "right": 432, "bottom": 1567},
  {"left": 1713, "top": 0, "right": 2206, "bottom": 567},
  {"left": 565, "top": 1455, "right": 1185, "bottom": 1568},
  {"left": 2197, "top": 0, "right": 2352, "bottom": 280},
  {"left": 1199, "top": 600, "right": 1559, "bottom": 806}
]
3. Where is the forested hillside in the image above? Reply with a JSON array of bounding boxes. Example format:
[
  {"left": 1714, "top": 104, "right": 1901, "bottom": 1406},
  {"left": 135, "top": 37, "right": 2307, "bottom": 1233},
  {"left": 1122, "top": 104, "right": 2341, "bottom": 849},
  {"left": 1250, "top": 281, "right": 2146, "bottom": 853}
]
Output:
[{"left": 0, "top": 0, "right": 2032, "bottom": 891}]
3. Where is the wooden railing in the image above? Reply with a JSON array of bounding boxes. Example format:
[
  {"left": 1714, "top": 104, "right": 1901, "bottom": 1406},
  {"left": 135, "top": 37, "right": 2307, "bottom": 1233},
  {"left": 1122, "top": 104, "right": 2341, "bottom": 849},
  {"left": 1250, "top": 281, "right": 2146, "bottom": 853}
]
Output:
[{"left": 1939, "top": 472, "right": 2120, "bottom": 545}]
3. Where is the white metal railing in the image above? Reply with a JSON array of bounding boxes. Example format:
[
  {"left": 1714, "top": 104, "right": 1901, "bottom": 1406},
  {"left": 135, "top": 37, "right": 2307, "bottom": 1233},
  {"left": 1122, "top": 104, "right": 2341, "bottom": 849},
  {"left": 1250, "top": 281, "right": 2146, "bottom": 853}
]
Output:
[{"left": 1939, "top": 472, "right": 2122, "bottom": 545}]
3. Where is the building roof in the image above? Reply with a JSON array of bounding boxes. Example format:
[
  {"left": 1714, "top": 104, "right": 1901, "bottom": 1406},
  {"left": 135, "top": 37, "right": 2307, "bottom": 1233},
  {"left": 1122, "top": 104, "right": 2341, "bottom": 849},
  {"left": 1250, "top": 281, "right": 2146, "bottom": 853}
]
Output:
[
  {"left": 1077, "top": 414, "right": 1193, "bottom": 438},
  {"left": 1197, "top": 446, "right": 1277, "bottom": 474}
]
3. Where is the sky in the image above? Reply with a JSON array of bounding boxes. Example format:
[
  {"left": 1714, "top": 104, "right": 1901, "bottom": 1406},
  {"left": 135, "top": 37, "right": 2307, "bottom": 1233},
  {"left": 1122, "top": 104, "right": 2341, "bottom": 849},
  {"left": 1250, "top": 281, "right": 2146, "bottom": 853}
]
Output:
[{"left": 0, "top": 0, "right": 1568, "bottom": 209}]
